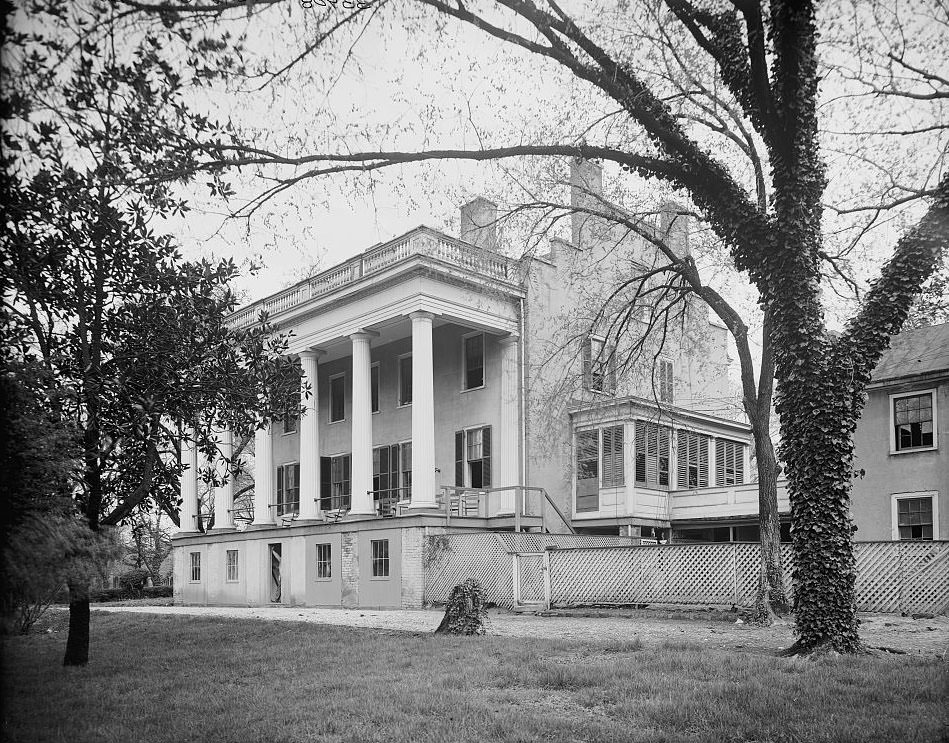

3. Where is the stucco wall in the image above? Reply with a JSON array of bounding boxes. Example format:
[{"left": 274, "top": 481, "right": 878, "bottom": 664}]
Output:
[{"left": 852, "top": 380, "right": 948, "bottom": 541}]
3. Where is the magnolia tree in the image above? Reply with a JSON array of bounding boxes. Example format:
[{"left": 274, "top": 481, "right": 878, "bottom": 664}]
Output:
[
  {"left": 123, "top": 0, "right": 946, "bottom": 653},
  {"left": 1, "top": 3, "right": 301, "bottom": 664}
]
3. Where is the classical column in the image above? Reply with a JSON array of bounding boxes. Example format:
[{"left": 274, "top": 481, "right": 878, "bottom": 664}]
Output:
[
  {"left": 298, "top": 349, "right": 323, "bottom": 521},
  {"left": 408, "top": 312, "right": 438, "bottom": 510},
  {"left": 253, "top": 423, "right": 275, "bottom": 527},
  {"left": 349, "top": 332, "right": 375, "bottom": 515},
  {"left": 496, "top": 335, "right": 520, "bottom": 514},
  {"left": 179, "top": 428, "right": 199, "bottom": 532},
  {"left": 212, "top": 428, "right": 235, "bottom": 530}
]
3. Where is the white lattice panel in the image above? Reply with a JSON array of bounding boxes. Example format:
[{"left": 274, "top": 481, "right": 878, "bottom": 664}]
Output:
[
  {"left": 424, "top": 532, "right": 514, "bottom": 607},
  {"left": 894, "top": 542, "right": 949, "bottom": 615}
]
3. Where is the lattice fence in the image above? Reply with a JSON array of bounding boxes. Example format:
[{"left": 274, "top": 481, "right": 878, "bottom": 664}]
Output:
[
  {"left": 550, "top": 541, "right": 949, "bottom": 614},
  {"left": 423, "top": 532, "right": 636, "bottom": 608},
  {"left": 424, "top": 535, "right": 949, "bottom": 614}
]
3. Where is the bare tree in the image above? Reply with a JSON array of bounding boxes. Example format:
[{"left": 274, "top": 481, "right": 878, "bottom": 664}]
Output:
[{"left": 123, "top": 0, "right": 948, "bottom": 653}]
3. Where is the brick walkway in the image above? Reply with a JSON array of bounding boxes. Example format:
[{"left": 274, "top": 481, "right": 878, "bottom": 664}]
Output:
[{"left": 95, "top": 605, "right": 948, "bottom": 657}]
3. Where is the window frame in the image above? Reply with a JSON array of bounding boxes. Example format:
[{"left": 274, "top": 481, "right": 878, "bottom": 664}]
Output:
[
  {"left": 370, "top": 538, "right": 390, "bottom": 578},
  {"left": 601, "top": 425, "right": 624, "bottom": 489},
  {"left": 462, "top": 332, "right": 486, "bottom": 392},
  {"left": 891, "top": 491, "right": 939, "bottom": 540},
  {"left": 398, "top": 353, "right": 413, "bottom": 407},
  {"left": 189, "top": 552, "right": 201, "bottom": 582},
  {"left": 889, "top": 388, "right": 938, "bottom": 454},
  {"left": 276, "top": 461, "right": 301, "bottom": 516},
  {"left": 634, "top": 421, "right": 671, "bottom": 488},
  {"left": 583, "top": 335, "right": 616, "bottom": 395},
  {"left": 281, "top": 412, "right": 298, "bottom": 436},
  {"left": 677, "top": 429, "right": 709, "bottom": 489},
  {"left": 315, "top": 543, "right": 332, "bottom": 580},
  {"left": 329, "top": 373, "right": 346, "bottom": 423},
  {"left": 225, "top": 549, "right": 239, "bottom": 582},
  {"left": 715, "top": 439, "right": 745, "bottom": 487},
  {"left": 455, "top": 425, "right": 492, "bottom": 488}
]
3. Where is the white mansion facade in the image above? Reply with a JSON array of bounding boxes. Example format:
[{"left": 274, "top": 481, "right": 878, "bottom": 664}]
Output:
[{"left": 173, "top": 160, "right": 789, "bottom": 608}]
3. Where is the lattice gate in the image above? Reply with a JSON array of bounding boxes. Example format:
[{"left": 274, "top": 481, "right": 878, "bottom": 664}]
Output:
[{"left": 513, "top": 552, "right": 549, "bottom": 608}]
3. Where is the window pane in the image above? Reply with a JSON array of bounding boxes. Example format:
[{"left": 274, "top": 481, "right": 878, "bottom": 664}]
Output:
[
  {"left": 399, "top": 356, "right": 412, "bottom": 405},
  {"left": 465, "top": 335, "right": 484, "bottom": 389},
  {"left": 330, "top": 376, "right": 345, "bottom": 422}
]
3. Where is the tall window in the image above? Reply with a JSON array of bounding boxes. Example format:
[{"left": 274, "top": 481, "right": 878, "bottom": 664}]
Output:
[
  {"left": 715, "top": 440, "right": 744, "bottom": 486},
  {"left": 370, "top": 364, "right": 380, "bottom": 413},
  {"left": 677, "top": 430, "right": 709, "bottom": 488},
  {"left": 464, "top": 334, "right": 485, "bottom": 390},
  {"left": 371, "top": 539, "right": 390, "bottom": 577},
  {"left": 190, "top": 552, "right": 201, "bottom": 582},
  {"left": 320, "top": 454, "right": 351, "bottom": 511},
  {"left": 373, "top": 444, "right": 401, "bottom": 514},
  {"left": 276, "top": 463, "right": 300, "bottom": 515},
  {"left": 575, "top": 429, "right": 599, "bottom": 513},
  {"left": 281, "top": 411, "right": 298, "bottom": 435},
  {"left": 893, "top": 392, "right": 935, "bottom": 451},
  {"left": 455, "top": 426, "right": 492, "bottom": 488},
  {"left": 400, "top": 442, "right": 412, "bottom": 492},
  {"left": 225, "top": 550, "right": 239, "bottom": 582},
  {"left": 895, "top": 496, "right": 935, "bottom": 540},
  {"left": 583, "top": 336, "right": 616, "bottom": 394},
  {"left": 658, "top": 358, "right": 674, "bottom": 403},
  {"left": 399, "top": 355, "right": 412, "bottom": 405},
  {"left": 329, "top": 374, "right": 345, "bottom": 422},
  {"left": 601, "top": 425, "right": 624, "bottom": 488},
  {"left": 635, "top": 421, "right": 670, "bottom": 487},
  {"left": 316, "top": 543, "right": 332, "bottom": 578}
]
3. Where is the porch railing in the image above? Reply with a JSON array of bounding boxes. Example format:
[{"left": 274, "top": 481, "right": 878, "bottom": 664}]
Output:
[
  {"left": 228, "top": 227, "right": 518, "bottom": 329},
  {"left": 437, "top": 485, "right": 573, "bottom": 533}
]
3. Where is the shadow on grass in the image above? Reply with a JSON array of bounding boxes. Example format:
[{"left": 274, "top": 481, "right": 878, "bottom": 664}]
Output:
[{"left": 2, "top": 612, "right": 945, "bottom": 743}]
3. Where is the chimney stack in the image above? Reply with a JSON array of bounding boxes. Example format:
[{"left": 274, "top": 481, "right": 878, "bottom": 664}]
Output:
[
  {"left": 459, "top": 197, "right": 498, "bottom": 251},
  {"left": 659, "top": 200, "right": 689, "bottom": 256},
  {"left": 570, "top": 157, "right": 603, "bottom": 247}
]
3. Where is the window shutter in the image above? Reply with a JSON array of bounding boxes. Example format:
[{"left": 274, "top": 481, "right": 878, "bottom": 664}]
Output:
[
  {"left": 601, "top": 428, "right": 612, "bottom": 487},
  {"left": 677, "top": 430, "right": 687, "bottom": 487},
  {"left": 455, "top": 431, "right": 465, "bottom": 486},
  {"left": 607, "top": 351, "right": 617, "bottom": 394},
  {"left": 320, "top": 457, "right": 331, "bottom": 510},
  {"left": 715, "top": 440, "right": 725, "bottom": 486},
  {"left": 698, "top": 436, "right": 709, "bottom": 487},
  {"left": 582, "top": 338, "right": 592, "bottom": 389},
  {"left": 646, "top": 425, "right": 658, "bottom": 484},
  {"left": 276, "top": 465, "right": 285, "bottom": 509},
  {"left": 635, "top": 421, "right": 646, "bottom": 483},
  {"left": 481, "top": 427, "right": 492, "bottom": 487},
  {"left": 658, "top": 425, "right": 670, "bottom": 486},
  {"left": 734, "top": 444, "right": 744, "bottom": 485}
]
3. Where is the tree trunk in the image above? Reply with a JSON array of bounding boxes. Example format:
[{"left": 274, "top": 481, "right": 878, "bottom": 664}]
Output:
[
  {"left": 63, "top": 580, "right": 90, "bottom": 666},
  {"left": 753, "top": 426, "right": 788, "bottom": 621}
]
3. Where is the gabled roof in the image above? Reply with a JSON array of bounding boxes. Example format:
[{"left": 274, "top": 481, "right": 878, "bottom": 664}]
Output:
[{"left": 871, "top": 323, "right": 949, "bottom": 383}]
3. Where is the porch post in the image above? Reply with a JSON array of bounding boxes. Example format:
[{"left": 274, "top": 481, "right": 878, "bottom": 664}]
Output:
[
  {"left": 350, "top": 331, "right": 375, "bottom": 515},
  {"left": 253, "top": 423, "right": 275, "bottom": 526},
  {"left": 298, "top": 349, "right": 323, "bottom": 521},
  {"left": 408, "top": 311, "right": 438, "bottom": 510},
  {"left": 496, "top": 335, "right": 520, "bottom": 514},
  {"left": 212, "top": 428, "right": 234, "bottom": 530},
  {"left": 179, "top": 427, "right": 199, "bottom": 533}
]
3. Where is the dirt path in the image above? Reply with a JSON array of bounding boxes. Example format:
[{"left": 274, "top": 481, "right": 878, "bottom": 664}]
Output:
[{"left": 94, "top": 605, "right": 949, "bottom": 657}]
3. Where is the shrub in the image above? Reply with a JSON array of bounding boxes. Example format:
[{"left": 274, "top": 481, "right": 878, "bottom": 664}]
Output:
[
  {"left": 142, "top": 585, "right": 172, "bottom": 598},
  {"left": 435, "top": 578, "right": 487, "bottom": 635}
]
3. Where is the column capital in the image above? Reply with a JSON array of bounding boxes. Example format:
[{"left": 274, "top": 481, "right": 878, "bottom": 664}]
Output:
[
  {"left": 408, "top": 310, "right": 435, "bottom": 322},
  {"left": 299, "top": 348, "right": 325, "bottom": 361},
  {"left": 349, "top": 329, "right": 379, "bottom": 342}
]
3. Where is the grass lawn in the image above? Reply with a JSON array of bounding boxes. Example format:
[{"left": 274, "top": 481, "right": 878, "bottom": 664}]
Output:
[{"left": 2, "top": 612, "right": 946, "bottom": 743}]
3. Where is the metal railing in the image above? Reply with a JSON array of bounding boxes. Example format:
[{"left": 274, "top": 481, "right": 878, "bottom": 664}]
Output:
[{"left": 228, "top": 227, "right": 517, "bottom": 329}]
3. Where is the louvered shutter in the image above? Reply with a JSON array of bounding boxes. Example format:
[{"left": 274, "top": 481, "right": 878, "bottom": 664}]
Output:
[
  {"left": 481, "top": 427, "right": 492, "bottom": 487},
  {"left": 734, "top": 445, "right": 743, "bottom": 484},
  {"left": 601, "top": 428, "right": 613, "bottom": 487},
  {"left": 715, "top": 440, "right": 725, "bottom": 485},
  {"left": 658, "top": 425, "right": 670, "bottom": 486},
  {"left": 635, "top": 421, "right": 646, "bottom": 484},
  {"left": 677, "top": 430, "right": 688, "bottom": 487},
  {"left": 698, "top": 436, "right": 709, "bottom": 487},
  {"left": 455, "top": 431, "right": 465, "bottom": 486},
  {"left": 320, "top": 457, "right": 331, "bottom": 510},
  {"left": 582, "top": 337, "right": 592, "bottom": 389},
  {"left": 276, "top": 465, "right": 285, "bottom": 511}
]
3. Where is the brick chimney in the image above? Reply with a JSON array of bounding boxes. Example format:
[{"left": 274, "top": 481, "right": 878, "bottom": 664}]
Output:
[
  {"left": 459, "top": 197, "right": 498, "bottom": 251},
  {"left": 570, "top": 157, "right": 603, "bottom": 247},
  {"left": 659, "top": 200, "right": 690, "bottom": 256}
]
